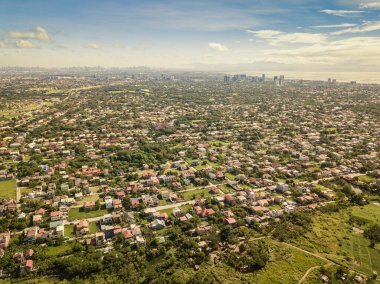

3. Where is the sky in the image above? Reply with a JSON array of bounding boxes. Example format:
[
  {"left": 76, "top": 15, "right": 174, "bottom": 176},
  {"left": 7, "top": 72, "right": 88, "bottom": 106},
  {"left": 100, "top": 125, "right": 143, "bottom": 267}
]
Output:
[{"left": 1, "top": 0, "right": 380, "bottom": 73}]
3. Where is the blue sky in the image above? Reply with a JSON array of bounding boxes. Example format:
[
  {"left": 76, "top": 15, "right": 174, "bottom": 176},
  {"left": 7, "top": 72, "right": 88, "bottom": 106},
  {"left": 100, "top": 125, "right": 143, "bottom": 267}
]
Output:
[{"left": 0, "top": 0, "right": 380, "bottom": 71}]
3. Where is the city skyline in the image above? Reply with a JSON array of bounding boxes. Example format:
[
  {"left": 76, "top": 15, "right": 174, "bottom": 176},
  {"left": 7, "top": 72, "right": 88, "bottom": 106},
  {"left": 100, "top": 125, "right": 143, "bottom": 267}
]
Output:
[{"left": 1, "top": 0, "right": 380, "bottom": 74}]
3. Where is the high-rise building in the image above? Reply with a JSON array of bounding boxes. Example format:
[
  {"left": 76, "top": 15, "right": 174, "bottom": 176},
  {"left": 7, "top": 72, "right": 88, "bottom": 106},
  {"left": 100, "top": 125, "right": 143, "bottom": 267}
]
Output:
[
  {"left": 262, "top": 74, "right": 266, "bottom": 82},
  {"left": 279, "top": 75, "right": 285, "bottom": 86},
  {"left": 274, "top": 76, "right": 279, "bottom": 86}
]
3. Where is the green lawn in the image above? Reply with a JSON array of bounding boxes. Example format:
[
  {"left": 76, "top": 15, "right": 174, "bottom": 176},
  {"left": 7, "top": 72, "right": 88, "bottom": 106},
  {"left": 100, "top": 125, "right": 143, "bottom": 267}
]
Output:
[
  {"left": 68, "top": 207, "right": 109, "bottom": 221},
  {"left": 182, "top": 188, "right": 211, "bottom": 201},
  {"left": 358, "top": 175, "right": 376, "bottom": 183},
  {"left": 76, "top": 194, "right": 100, "bottom": 205},
  {"left": 45, "top": 243, "right": 72, "bottom": 256},
  {"left": 218, "top": 184, "right": 235, "bottom": 194},
  {"left": 65, "top": 221, "right": 98, "bottom": 236},
  {"left": 0, "top": 179, "right": 17, "bottom": 200},
  {"left": 352, "top": 203, "right": 380, "bottom": 224},
  {"left": 89, "top": 221, "right": 99, "bottom": 233},
  {"left": 20, "top": 187, "right": 34, "bottom": 196},
  {"left": 159, "top": 204, "right": 192, "bottom": 216},
  {"left": 159, "top": 199, "right": 170, "bottom": 206},
  {"left": 65, "top": 224, "right": 76, "bottom": 237},
  {"left": 225, "top": 173, "right": 236, "bottom": 181},
  {"left": 209, "top": 140, "right": 229, "bottom": 147}
]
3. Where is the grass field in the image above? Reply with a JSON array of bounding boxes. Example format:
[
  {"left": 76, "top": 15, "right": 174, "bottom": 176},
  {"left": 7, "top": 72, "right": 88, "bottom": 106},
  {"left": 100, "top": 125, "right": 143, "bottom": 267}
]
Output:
[
  {"left": 158, "top": 204, "right": 193, "bottom": 216},
  {"left": 189, "top": 239, "right": 327, "bottom": 284},
  {"left": 0, "top": 179, "right": 17, "bottom": 200},
  {"left": 65, "top": 224, "right": 76, "bottom": 237},
  {"left": 68, "top": 207, "right": 109, "bottom": 221},
  {"left": 358, "top": 175, "right": 376, "bottom": 183},
  {"left": 352, "top": 203, "right": 380, "bottom": 223},
  {"left": 292, "top": 209, "right": 380, "bottom": 277},
  {"left": 45, "top": 243, "right": 72, "bottom": 256},
  {"left": 350, "top": 233, "right": 379, "bottom": 275},
  {"left": 254, "top": 240, "right": 327, "bottom": 284},
  {"left": 182, "top": 188, "right": 211, "bottom": 201},
  {"left": 218, "top": 184, "right": 235, "bottom": 194},
  {"left": 65, "top": 221, "right": 98, "bottom": 237},
  {"left": 75, "top": 194, "right": 100, "bottom": 205},
  {"left": 225, "top": 173, "right": 237, "bottom": 180},
  {"left": 19, "top": 187, "right": 34, "bottom": 196},
  {"left": 89, "top": 221, "right": 99, "bottom": 233}
]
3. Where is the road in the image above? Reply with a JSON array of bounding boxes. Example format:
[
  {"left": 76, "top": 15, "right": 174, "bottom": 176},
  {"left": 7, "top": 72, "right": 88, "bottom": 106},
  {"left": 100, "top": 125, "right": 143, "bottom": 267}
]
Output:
[{"left": 298, "top": 266, "right": 322, "bottom": 283}]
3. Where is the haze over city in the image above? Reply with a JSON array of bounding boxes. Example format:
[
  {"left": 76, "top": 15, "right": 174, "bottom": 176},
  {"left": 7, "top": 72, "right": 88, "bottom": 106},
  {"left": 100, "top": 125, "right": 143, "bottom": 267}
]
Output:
[{"left": 1, "top": 0, "right": 380, "bottom": 79}]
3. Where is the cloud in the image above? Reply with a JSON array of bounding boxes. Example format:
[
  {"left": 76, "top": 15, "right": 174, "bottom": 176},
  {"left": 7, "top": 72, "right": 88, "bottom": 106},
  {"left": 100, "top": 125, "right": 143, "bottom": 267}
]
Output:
[
  {"left": 247, "top": 29, "right": 327, "bottom": 45},
  {"left": 35, "top": 26, "right": 50, "bottom": 42},
  {"left": 331, "top": 20, "right": 380, "bottom": 35},
  {"left": 85, "top": 43, "right": 100, "bottom": 49},
  {"left": 8, "top": 26, "right": 50, "bottom": 42},
  {"left": 312, "top": 23, "right": 357, "bottom": 28},
  {"left": 15, "top": 40, "right": 37, "bottom": 49},
  {"left": 208, "top": 42, "right": 228, "bottom": 51},
  {"left": 8, "top": 31, "right": 35, "bottom": 40},
  {"left": 320, "top": 9, "right": 364, "bottom": 16},
  {"left": 260, "top": 36, "right": 380, "bottom": 66},
  {"left": 359, "top": 2, "right": 380, "bottom": 9}
]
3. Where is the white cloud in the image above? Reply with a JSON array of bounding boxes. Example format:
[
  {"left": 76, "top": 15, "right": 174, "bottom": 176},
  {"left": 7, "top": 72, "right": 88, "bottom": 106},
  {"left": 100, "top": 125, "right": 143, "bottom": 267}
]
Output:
[
  {"left": 15, "top": 40, "right": 37, "bottom": 49},
  {"left": 320, "top": 10, "right": 364, "bottom": 16},
  {"left": 8, "top": 31, "right": 35, "bottom": 40},
  {"left": 208, "top": 42, "right": 228, "bottom": 51},
  {"left": 312, "top": 23, "right": 357, "bottom": 28},
  {"left": 247, "top": 29, "right": 327, "bottom": 45},
  {"left": 359, "top": 2, "right": 380, "bottom": 9},
  {"left": 331, "top": 20, "right": 380, "bottom": 35},
  {"left": 85, "top": 43, "right": 100, "bottom": 49},
  {"left": 35, "top": 26, "right": 50, "bottom": 42},
  {"left": 8, "top": 26, "right": 50, "bottom": 42},
  {"left": 261, "top": 36, "right": 380, "bottom": 65}
]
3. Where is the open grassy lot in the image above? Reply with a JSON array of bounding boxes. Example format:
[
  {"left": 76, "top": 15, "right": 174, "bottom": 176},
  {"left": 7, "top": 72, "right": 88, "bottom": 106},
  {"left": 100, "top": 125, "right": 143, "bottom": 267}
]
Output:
[
  {"left": 225, "top": 173, "right": 237, "bottom": 180},
  {"left": 0, "top": 179, "right": 17, "bottom": 200},
  {"left": 45, "top": 243, "right": 72, "bottom": 256},
  {"left": 75, "top": 194, "right": 100, "bottom": 205},
  {"left": 89, "top": 186, "right": 100, "bottom": 194},
  {"left": 89, "top": 221, "right": 99, "bottom": 233},
  {"left": 218, "top": 184, "right": 235, "bottom": 194},
  {"left": 19, "top": 187, "right": 34, "bottom": 196},
  {"left": 350, "top": 233, "right": 377, "bottom": 275},
  {"left": 292, "top": 209, "right": 380, "bottom": 276},
  {"left": 189, "top": 239, "right": 327, "bottom": 284},
  {"left": 68, "top": 207, "right": 109, "bottom": 221},
  {"left": 64, "top": 224, "right": 75, "bottom": 237},
  {"left": 254, "top": 240, "right": 327, "bottom": 284},
  {"left": 182, "top": 188, "right": 211, "bottom": 201},
  {"left": 358, "top": 175, "right": 376, "bottom": 183},
  {"left": 65, "top": 221, "right": 98, "bottom": 237},
  {"left": 158, "top": 204, "right": 193, "bottom": 216},
  {"left": 209, "top": 140, "right": 230, "bottom": 147},
  {"left": 352, "top": 203, "right": 380, "bottom": 223}
]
